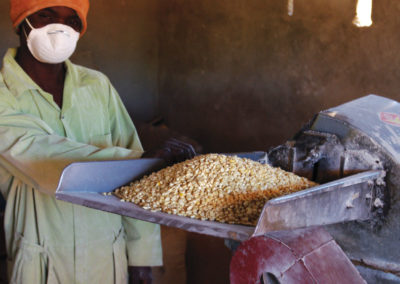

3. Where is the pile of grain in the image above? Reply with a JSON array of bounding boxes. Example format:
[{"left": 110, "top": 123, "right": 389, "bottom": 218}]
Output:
[{"left": 114, "top": 154, "right": 316, "bottom": 226}]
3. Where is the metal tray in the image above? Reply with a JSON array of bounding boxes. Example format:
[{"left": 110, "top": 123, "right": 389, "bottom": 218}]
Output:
[{"left": 55, "top": 155, "right": 382, "bottom": 241}]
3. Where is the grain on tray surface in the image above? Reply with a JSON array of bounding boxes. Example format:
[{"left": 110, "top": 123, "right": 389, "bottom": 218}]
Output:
[{"left": 114, "top": 154, "right": 317, "bottom": 226}]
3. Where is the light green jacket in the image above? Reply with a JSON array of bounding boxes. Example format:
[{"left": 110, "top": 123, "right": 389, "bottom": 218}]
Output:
[{"left": 0, "top": 48, "right": 162, "bottom": 284}]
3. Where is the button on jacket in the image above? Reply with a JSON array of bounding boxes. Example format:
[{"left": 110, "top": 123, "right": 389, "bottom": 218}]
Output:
[{"left": 0, "top": 48, "right": 162, "bottom": 284}]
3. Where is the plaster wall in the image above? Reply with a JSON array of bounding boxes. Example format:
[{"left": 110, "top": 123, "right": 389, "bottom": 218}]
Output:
[
  {"left": 2, "top": 1, "right": 400, "bottom": 154},
  {"left": 158, "top": 0, "right": 400, "bottom": 153}
]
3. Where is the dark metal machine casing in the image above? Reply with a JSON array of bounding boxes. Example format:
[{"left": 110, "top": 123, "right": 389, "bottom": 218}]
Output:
[{"left": 266, "top": 94, "right": 400, "bottom": 281}]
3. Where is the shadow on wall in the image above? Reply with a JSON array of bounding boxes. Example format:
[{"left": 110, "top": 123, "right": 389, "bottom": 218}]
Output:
[{"left": 0, "top": 0, "right": 18, "bottom": 60}]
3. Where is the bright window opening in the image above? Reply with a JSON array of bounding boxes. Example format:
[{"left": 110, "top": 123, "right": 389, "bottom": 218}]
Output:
[
  {"left": 288, "top": 0, "right": 294, "bottom": 16},
  {"left": 353, "top": 0, "right": 373, "bottom": 27}
]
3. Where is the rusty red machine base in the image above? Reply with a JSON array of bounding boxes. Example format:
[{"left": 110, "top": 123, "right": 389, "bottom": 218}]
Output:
[{"left": 230, "top": 227, "right": 365, "bottom": 284}]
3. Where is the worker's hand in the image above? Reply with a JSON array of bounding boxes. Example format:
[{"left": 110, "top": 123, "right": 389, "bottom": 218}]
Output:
[
  {"left": 143, "top": 138, "right": 196, "bottom": 165},
  {"left": 128, "top": 266, "right": 152, "bottom": 284}
]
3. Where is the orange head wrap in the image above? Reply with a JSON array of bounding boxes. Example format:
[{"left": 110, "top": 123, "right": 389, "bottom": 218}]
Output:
[{"left": 10, "top": 0, "right": 90, "bottom": 35}]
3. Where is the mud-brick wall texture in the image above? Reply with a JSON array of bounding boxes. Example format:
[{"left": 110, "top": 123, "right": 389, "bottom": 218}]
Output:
[{"left": 158, "top": 0, "right": 400, "bottom": 153}]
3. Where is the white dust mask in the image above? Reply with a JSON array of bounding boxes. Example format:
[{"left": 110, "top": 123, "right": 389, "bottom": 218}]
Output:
[{"left": 24, "top": 18, "right": 80, "bottom": 64}]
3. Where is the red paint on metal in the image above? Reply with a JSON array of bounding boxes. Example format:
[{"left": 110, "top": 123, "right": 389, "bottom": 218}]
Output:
[
  {"left": 230, "top": 227, "right": 366, "bottom": 284},
  {"left": 379, "top": 112, "right": 400, "bottom": 127}
]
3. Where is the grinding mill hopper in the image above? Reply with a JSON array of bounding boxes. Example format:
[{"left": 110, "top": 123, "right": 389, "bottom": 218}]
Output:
[
  {"left": 232, "top": 94, "right": 400, "bottom": 283},
  {"left": 56, "top": 94, "right": 400, "bottom": 282}
]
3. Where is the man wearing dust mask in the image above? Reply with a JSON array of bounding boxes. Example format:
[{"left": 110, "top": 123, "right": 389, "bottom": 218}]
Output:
[{"left": 0, "top": 0, "right": 179, "bottom": 283}]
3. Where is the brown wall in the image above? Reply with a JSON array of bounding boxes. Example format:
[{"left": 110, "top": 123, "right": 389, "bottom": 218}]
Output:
[
  {"left": 158, "top": 0, "right": 400, "bottom": 153},
  {"left": 2, "top": 1, "right": 400, "bottom": 153},
  {"left": 0, "top": 3, "right": 18, "bottom": 58},
  {"left": 78, "top": 0, "right": 159, "bottom": 121}
]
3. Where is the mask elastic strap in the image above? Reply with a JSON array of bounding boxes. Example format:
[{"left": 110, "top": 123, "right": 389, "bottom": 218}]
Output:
[
  {"left": 22, "top": 25, "right": 28, "bottom": 39},
  {"left": 25, "top": 18, "right": 35, "bottom": 30}
]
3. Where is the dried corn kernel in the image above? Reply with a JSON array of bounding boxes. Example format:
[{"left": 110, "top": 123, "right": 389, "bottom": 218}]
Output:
[{"left": 114, "top": 154, "right": 317, "bottom": 226}]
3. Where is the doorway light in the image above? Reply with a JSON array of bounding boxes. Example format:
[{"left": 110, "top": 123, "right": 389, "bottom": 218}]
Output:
[
  {"left": 288, "top": 0, "right": 294, "bottom": 16},
  {"left": 353, "top": 0, "right": 373, "bottom": 27}
]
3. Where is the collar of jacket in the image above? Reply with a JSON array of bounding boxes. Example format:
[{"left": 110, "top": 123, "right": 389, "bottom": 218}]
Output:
[{"left": 1, "top": 48, "right": 76, "bottom": 99}]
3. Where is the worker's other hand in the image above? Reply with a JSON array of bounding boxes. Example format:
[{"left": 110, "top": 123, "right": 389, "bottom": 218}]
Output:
[
  {"left": 128, "top": 266, "right": 152, "bottom": 284},
  {"left": 143, "top": 138, "right": 196, "bottom": 165}
]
